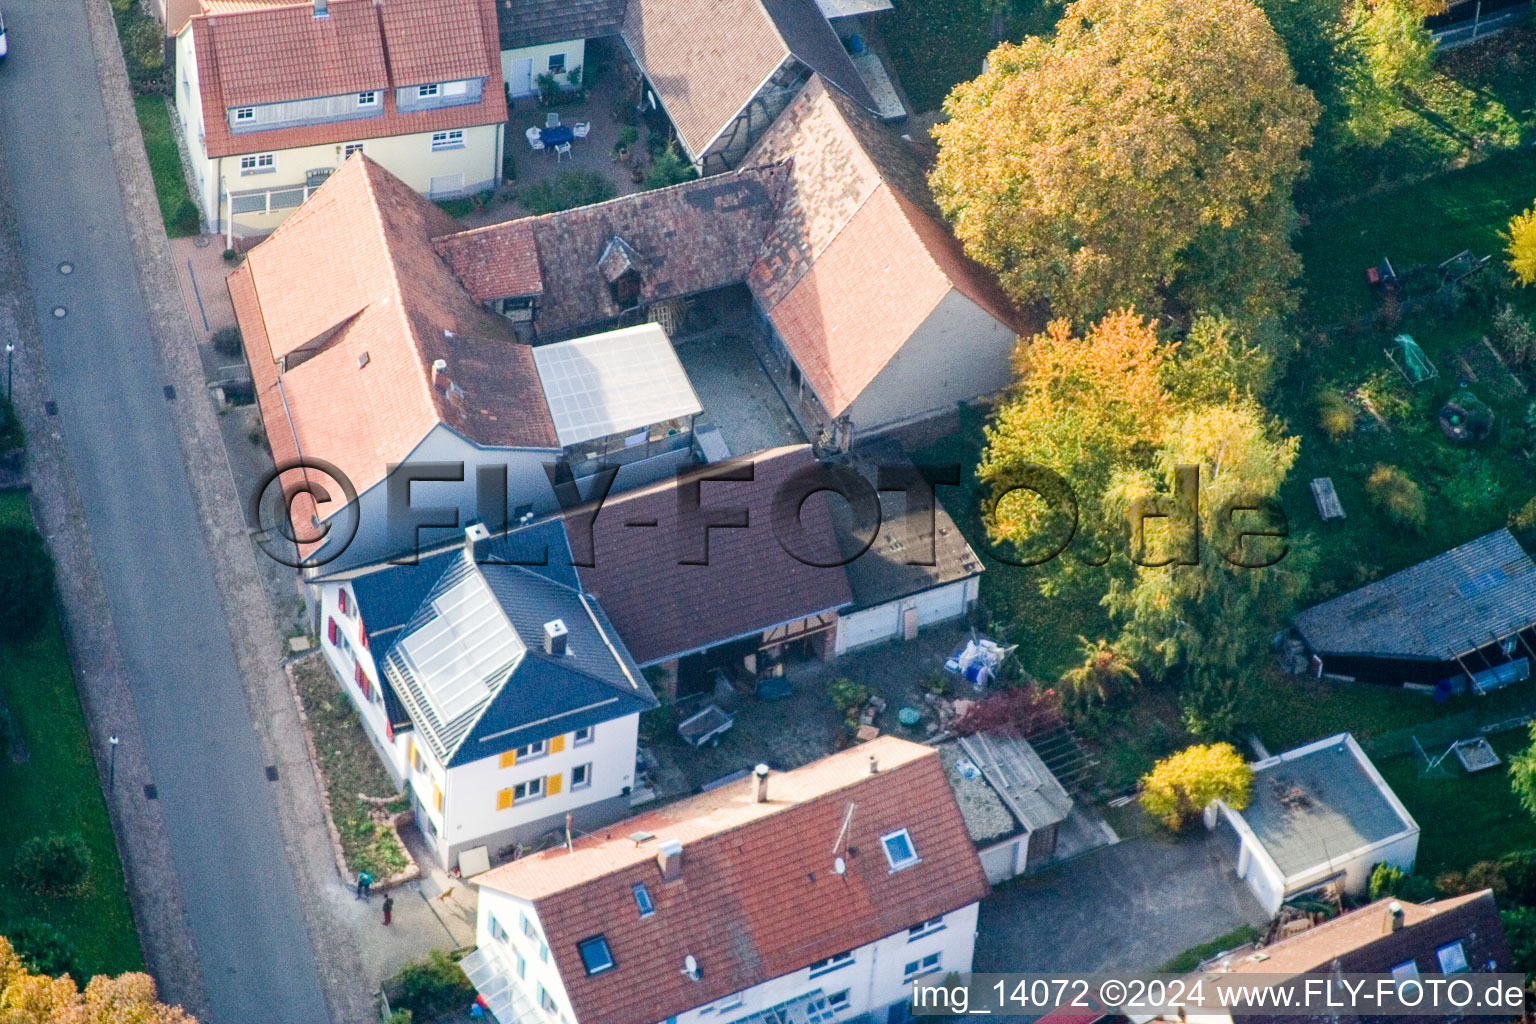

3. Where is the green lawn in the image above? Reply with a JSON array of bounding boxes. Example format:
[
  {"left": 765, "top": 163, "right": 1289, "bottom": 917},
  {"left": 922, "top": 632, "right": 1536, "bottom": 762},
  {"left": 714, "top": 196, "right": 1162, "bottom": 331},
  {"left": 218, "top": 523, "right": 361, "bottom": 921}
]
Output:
[
  {"left": 134, "top": 96, "right": 199, "bottom": 239},
  {"left": 0, "top": 492, "right": 142, "bottom": 977},
  {"left": 1376, "top": 729, "right": 1536, "bottom": 878}
]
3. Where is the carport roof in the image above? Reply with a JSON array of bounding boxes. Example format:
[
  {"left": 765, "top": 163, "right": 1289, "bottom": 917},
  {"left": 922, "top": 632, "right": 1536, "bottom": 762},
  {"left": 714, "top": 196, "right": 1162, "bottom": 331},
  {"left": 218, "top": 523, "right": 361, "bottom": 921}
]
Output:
[{"left": 1238, "top": 735, "right": 1416, "bottom": 880}]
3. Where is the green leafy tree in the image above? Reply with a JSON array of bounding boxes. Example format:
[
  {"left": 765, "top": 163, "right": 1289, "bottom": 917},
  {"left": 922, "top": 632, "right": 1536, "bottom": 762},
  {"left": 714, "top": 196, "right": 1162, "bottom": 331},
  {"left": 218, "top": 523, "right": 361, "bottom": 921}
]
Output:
[
  {"left": 1340, "top": 0, "right": 1436, "bottom": 146},
  {"left": 643, "top": 144, "right": 698, "bottom": 191},
  {"left": 0, "top": 937, "right": 198, "bottom": 1023},
  {"left": 1511, "top": 723, "right": 1536, "bottom": 820},
  {"left": 1508, "top": 204, "right": 1536, "bottom": 287},
  {"left": 1059, "top": 637, "right": 1139, "bottom": 716},
  {"left": 2, "top": 920, "right": 83, "bottom": 985},
  {"left": 930, "top": 0, "right": 1318, "bottom": 326},
  {"left": 390, "top": 951, "right": 474, "bottom": 1019}
]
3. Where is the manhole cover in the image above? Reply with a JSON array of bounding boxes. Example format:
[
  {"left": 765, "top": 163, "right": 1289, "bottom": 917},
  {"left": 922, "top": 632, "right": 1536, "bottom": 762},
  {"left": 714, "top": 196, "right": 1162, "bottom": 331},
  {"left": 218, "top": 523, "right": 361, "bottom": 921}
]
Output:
[
  {"left": 58, "top": 261, "right": 73, "bottom": 275},
  {"left": 51, "top": 306, "right": 66, "bottom": 319}
]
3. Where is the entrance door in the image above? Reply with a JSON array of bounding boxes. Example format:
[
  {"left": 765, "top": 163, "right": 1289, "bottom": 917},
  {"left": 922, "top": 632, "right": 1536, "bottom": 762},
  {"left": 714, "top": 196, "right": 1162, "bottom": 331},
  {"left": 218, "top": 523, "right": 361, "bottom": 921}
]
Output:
[{"left": 506, "top": 57, "right": 534, "bottom": 97}]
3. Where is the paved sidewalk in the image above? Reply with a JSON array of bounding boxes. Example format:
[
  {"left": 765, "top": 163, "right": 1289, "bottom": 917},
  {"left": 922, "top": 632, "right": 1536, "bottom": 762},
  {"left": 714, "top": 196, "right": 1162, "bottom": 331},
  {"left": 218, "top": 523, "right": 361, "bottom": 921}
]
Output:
[
  {"left": 169, "top": 236, "right": 236, "bottom": 344},
  {"left": 76, "top": 0, "right": 372, "bottom": 1018}
]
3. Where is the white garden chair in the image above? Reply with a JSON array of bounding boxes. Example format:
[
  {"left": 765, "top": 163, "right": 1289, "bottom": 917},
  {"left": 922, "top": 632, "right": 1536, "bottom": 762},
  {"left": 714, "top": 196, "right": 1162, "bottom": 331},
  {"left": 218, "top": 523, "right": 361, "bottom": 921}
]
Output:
[
  {"left": 546, "top": 111, "right": 561, "bottom": 129},
  {"left": 572, "top": 122, "right": 591, "bottom": 138},
  {"left": 555, "top": 142, "right": 572, "bottom": 162},
  {"left": 525, "top": 126, "right": 544, "bottom": 150}
]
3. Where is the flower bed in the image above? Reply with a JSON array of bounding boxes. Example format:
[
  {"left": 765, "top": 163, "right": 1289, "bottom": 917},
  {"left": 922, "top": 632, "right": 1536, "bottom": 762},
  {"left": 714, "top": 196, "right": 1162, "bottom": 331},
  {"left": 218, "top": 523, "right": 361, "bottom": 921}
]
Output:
[{"left": 287, "top": 654, "right": 415, "bottom": 885}]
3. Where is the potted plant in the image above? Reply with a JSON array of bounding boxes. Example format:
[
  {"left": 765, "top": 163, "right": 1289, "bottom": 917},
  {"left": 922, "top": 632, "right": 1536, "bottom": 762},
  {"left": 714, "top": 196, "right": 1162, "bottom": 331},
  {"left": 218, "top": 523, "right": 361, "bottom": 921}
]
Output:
[
  {"left": 613, "top": 124, "right": 638, "bottom": 163},
  {"left": 222, "top": 248, "right": 238, "bottom": 263}
]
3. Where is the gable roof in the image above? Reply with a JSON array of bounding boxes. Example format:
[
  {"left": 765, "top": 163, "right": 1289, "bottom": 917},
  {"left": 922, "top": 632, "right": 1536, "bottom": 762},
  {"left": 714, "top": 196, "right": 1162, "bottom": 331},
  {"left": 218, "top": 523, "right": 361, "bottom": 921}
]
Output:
[
  {"left": 437, "top": 167, "right": 789, "bottom": 338},
  {"left": 187, "top": 0, "right": 506, "bottom": 158},
  {"left": 570, "top": 445, "right": 853, "bottom": 664},
  {"left": 495, "top": 0, "right": 626, "bottom": 50},
  {"left": 1294, "top": 528, "right": 1536, "bottom": 661},
  {"left": 232, "top": 155, "right": 558, "bottom": 533},
  {"left": 379, "top": 543, "right": 655, "bottom": 766},
  {"left": 475, "top": 736, "right": 990, "bottom": 1024},
  {"left": 745, "top": 76, "right": 1030, "bottom": 417},
  {"left": 620, "top": 0, "right": 875, "bottom": 161}
]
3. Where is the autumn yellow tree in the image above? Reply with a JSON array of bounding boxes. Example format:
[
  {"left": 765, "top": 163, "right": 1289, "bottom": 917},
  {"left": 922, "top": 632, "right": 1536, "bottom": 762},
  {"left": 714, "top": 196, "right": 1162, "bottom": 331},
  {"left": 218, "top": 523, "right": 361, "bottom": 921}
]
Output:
[
  {"left": 929, "top": 0, "right": 1318, "bottom": 327},
  {"left": 1139, "top": 742, "right": 1253, "bottom": 829},
  {"left": 0, "top": 937, "right": 198, "bottom": 1024},
  {"left": 1508, "top": 204, "right": 1536, "bottom": 286}
]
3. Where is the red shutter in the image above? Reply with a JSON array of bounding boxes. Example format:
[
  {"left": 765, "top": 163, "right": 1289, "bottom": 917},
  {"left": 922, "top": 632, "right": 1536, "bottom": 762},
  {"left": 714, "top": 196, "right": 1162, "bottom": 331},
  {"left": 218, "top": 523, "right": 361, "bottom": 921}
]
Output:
[
  {"left": 327, "top": 618, "right": 338, "bottom": 644},
  {"left": 385, "top": 720, "right": 394, "bottom": 742},
  {"left": 359, "top": 624, "right": 369, "bottom": 650},
  {"left": 338, "top": 589, "right": 348, "bottom": 615}
]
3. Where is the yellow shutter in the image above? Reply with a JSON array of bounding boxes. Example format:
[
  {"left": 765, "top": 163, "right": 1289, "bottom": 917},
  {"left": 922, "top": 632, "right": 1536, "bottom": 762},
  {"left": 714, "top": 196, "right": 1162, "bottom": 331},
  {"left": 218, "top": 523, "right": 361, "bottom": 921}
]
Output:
[
  {"left": 434, "top": 784, "right": 443, "bottom": 812},
  {"left": 497, "top": 788, "right": 513, "bottom": 811},
  {"left": 549, "top": 734, "right": 566, "bottom": 754},
  {"left": 546, "top": 773, "right": 562, "bottom": 796},
  {"left": 500, "top": 750, "right": 517, "bottom": 769}
]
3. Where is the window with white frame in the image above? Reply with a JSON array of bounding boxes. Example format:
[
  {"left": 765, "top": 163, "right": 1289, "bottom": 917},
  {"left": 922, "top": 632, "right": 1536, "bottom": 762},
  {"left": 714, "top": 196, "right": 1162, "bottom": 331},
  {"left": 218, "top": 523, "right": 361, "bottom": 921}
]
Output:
[
  {"left": 573, "top": 725, "right": 594, "bottom": 745},
  {"left": 234, "top": 106, "right": 255, "bottom": 121},
  {"left": 239, "top": 153, "right": 275, "bottom": 174},
  {"left": 907, "top": 915, "right": 945, "bottom": 941},
  {"left": 632, "top": 881, "right": 654, "bottom": 918},
  {"left": 431, "top": 130, "right": 464, "bottom": 150},
  {"left": 571, "top": 763, "right": 592, "bottom": 789},
  {"left": 514, "top": 777, "right": 543, "bottom": 802},
  {"left": 357, "top": 91, "right": 377, "bottom": 106},
  {"left": 1437, "top": 942, "right": 1469, "bottom": 974},
  {"left": 548, "top": 53, "right": 566, "bottom": 73},
  {"left": 418, "top": 83, "right": 439, "bottom": 97},
  {"left": 808, "top": 951, "right": 852, "bottom": 978},
  {"left": 514, "top": 739, "right": 546, "bottom": 760},
  {"left": 881, "top": 829, "right": 920, "bottom": 871},
  {"left": 827, "top": 990, "right": 850, "bottom": 1010},
  {"left": 715, "top": 994, "right": 744, "bottom": 1013},
  {"left": 903, "top": 953, "right": 941, "bottom": 982},
  {"left": 343, "top": 143, "right": 365, "bottom": 159}
]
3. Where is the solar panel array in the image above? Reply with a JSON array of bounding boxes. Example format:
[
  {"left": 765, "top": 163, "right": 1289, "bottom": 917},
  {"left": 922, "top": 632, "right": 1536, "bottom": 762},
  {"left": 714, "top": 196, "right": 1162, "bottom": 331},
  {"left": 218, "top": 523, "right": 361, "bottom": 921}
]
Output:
[
  {"left": 534, "top": 325, "right": 702, "bottom": 448},
  {"left": 399, "top": 572, "right": 525, "bottom": 728}
]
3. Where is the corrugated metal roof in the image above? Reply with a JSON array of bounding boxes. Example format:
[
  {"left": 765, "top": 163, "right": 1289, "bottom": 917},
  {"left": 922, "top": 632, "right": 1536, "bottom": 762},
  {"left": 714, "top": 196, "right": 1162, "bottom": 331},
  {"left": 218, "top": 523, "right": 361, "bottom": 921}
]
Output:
[{"left": 1293, "top": 529, "right": 1536, "bottom": 660}]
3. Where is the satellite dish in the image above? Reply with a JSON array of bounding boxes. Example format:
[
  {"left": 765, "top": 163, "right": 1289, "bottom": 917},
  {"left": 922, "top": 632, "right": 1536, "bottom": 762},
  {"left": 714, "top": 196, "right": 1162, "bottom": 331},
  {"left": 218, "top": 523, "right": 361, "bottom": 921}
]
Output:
[
  {"left": 833, "top": 857, "right": 846, "bottom": 876},
  {"left": 683, "top": 955, "right": 700, "bottom": 980}
]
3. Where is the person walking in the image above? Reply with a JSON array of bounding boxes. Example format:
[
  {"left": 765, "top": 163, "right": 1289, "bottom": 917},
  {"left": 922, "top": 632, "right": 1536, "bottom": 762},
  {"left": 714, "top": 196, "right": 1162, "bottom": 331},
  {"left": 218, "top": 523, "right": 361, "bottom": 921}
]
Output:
[
  {"left": 382, "top": 895, "right": 394, "bottom": 926},
  {"left": 355, "top": 870, "right": 373, "bottom": 900}
]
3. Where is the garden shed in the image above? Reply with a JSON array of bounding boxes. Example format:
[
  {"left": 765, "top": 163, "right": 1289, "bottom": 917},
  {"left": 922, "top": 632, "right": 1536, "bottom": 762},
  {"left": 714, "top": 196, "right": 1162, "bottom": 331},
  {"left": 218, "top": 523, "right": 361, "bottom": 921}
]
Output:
[
  {"left": 1206, "top": 733, "right": 1419, "bottom": 915},
  {"left": 1291, "top": 528, "right": 1536, "bottom": 688},
  {"left": 941, "top": 729, "right": 1073, "bottom": 884}
]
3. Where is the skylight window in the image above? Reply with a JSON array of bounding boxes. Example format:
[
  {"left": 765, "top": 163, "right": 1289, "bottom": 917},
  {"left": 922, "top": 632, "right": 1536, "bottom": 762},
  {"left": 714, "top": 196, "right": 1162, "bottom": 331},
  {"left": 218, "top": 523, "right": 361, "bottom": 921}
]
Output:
[
  {"left": 632, "top": 882, "right": 654, "bottom": 918},
  {"left": 881, "top": 829, "right": 919, "bottom": 871},
  {"left": 577, "top": 936, "right": 614, "bottom": 975},
  {"left": 1437, "top": 941, "right": 1469, "bottom": 974}
]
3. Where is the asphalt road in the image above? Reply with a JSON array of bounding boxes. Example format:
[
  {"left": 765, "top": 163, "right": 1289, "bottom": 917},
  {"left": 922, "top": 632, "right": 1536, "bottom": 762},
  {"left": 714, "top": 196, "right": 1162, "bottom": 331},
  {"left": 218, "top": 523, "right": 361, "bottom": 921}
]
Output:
[{"left": 0, "top": 4, "right": 331, "bottom": 1023}]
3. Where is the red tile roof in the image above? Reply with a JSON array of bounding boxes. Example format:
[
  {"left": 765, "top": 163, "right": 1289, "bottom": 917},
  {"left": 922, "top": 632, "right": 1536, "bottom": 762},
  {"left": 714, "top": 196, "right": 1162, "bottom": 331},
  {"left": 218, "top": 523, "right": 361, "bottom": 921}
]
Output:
[
  {"left": 476, "top": 736, "right": 990, "bottom": 1024},
  {"left": 746, "top": 76, "right": 1032, "bottom": 418},
  {"left": 231, "top": 155, "right": 557, "bottom": 533},
  {"left": 570, "top": 445, "right": 853, "bottom": 665},
  {"left": 432, "top": 219, "right": 544, "bottom": 302},
  {"left": 188, "top": 0, "right": 506, "bottom": 159}
]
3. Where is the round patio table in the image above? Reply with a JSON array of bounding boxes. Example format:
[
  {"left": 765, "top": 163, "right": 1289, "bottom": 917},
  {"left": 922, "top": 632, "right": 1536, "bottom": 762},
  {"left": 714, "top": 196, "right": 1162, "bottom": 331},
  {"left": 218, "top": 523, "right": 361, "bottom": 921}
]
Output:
[{"left": 539, "top": 125, "right": 574, "bottom": 147}]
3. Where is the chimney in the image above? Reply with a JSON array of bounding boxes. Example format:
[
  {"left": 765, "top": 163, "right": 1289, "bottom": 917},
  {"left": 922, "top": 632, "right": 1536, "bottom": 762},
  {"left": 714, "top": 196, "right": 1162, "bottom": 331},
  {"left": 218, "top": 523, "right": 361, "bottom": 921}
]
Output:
[
  {"left": 1385, "top": 901, "right": 1404, "bottom": 934},
  {"left": 465, "top": 521, "right": 489, "bottom": 555},
  {"left": 657, "top": 838, "right": 683, "bottom": 881},
  {"left": 431, "top": 358, "right": 449, "bottom": 392},
  {"left": 753, "top": 763, "right": 770, "bottom": 803},
  {"left": 868, "top": 754, "right": 879, "bottom": 775},
  {"left": 313, "top": 0, "right": 328, "bottom": 17},
  {"left": 543, "top": 619, "right": 568, "bottom": 657}
]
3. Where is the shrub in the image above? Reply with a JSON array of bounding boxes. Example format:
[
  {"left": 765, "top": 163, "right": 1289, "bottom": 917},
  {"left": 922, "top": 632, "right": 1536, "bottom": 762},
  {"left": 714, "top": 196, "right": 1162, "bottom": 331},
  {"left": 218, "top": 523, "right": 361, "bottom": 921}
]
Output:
[
  {"left": 1316, "top": 390, "right": 1356, "bottom": 441},
  {"left": 384, "top": 1011, "right": 413, "bottom": 1024},
  {"left": 0, "top": 526, "right": 56, "bottom": 641},
  {"left": 953, "top": 686, "right": 1062, "bottom": 736},
  {"left": 3, "top": 919, "right": 83, "bottom": 984},
  {"left": 518, "top": 171, "right": 615, "bottom": 216},
  {"left": 616, "top": 125, "right": 639, "bottom": 148},
  {"left": 124, "top": 14, "right": 164, "bottom": 73},
  {"left": 172, "top": 197, "right": 200, "bottom": 236},
  {"left": 390, "top": 950, "right": 474, "bottom": 1018},
  {"left": 15, "top": 834, "right": 91, "bottom": 895},
  {"left": 1444, "top": 454, "right": 1502, "bottom": 514},
  {"left": 1369, "top": 862, "right": 1437, "bottom": 903},
  {"left": 1429, "top": 279, "right": 1468, "bottom": 320},
  {"left": 1514, "top": 496, "right": 1536, "bottom": 531},
  {"left": 210, "top": 325, "right": 244, "bottom": 360},
  {"left": 643, "top": 144, "right": 697, "bottom": 191},
  {"left": 109, "top": 0, "right": 132, "bottom": 11},
  {"left": 1494, "top": 304, "right": 1536, "bottom": 368},
  {"left": 1139, "top": 743, "right": 1252, "bottom": 831},
  {"left": 1365, "top": 464, "right": 1426, "bottom": 531},
  {"left": 1500, "top": 906, "right": 1536, "bottom": 981},
  {"left": 826, "top": 677, "right": 869, "bottom": 714}
]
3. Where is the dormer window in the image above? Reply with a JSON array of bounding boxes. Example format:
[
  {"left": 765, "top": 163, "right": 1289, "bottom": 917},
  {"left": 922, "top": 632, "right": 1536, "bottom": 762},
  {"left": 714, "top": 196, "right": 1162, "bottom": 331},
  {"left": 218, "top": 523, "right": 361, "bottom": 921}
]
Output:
[
  {"left": 418, "top": 83, "right": 439, "bottom": 98},
  {"left": 881, "top": 829, "right": 920, "bottom": 871},
  {"left": 357, "top": 91, "right": 378, "bottom": 107},
  {"left": 577, "top": 935, "right": 615, "bottom": 975},
  {"left": 234, "top": 107, "right": 255, "bottom": 121}
]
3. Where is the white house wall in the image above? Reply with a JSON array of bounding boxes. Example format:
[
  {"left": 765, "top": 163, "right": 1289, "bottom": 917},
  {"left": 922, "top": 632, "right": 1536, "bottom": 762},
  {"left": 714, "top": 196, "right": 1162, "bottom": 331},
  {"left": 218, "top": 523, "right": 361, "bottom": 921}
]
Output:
[
  {"left": 473, "top": 892, "right": 979, "bottom": 1024},
  {"left": 443, "top": 714, "right": 640, "bottom": 867},
  {"left": 843, "top": 289, "right": 1016, "bottom": 439},
  {"left": 500, "top": 39, "right": 586, "bottom": 98},
  {"left": 316, "top": 579, "right": 411, "bottom": 786},
  {"left": 833, "top": 578, "right": 977, "bottom": 656}
]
